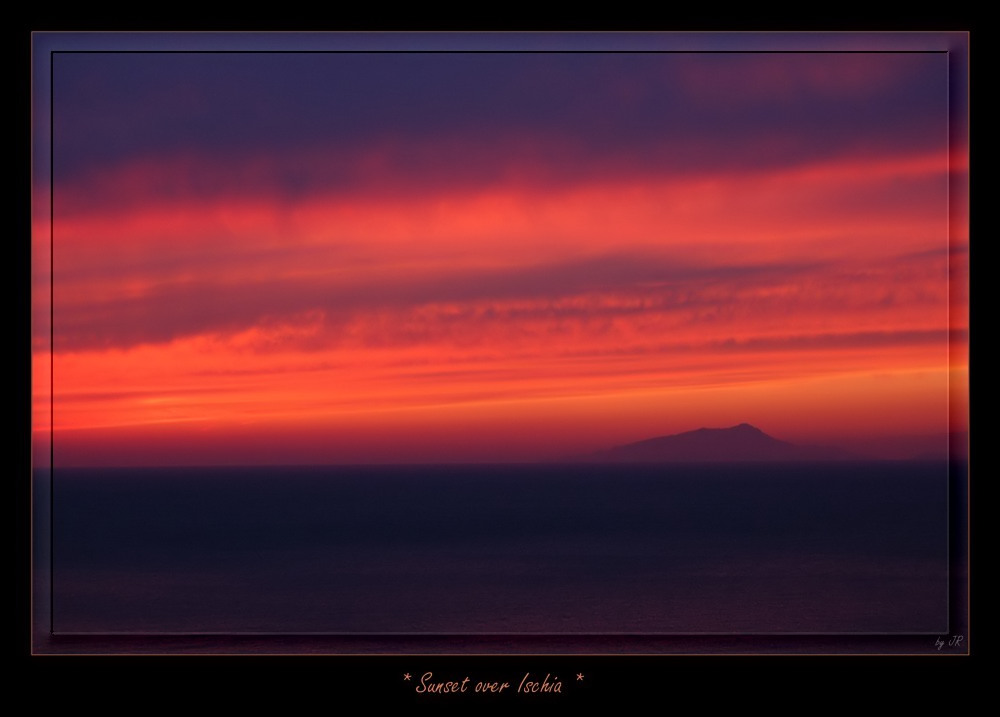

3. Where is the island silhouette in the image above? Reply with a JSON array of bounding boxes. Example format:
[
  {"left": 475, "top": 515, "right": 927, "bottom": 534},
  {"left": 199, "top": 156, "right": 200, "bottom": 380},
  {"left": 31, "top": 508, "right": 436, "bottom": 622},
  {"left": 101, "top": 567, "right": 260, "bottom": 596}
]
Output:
[{"left": 583, "top": 423, "right": 849, "bottom": 463}]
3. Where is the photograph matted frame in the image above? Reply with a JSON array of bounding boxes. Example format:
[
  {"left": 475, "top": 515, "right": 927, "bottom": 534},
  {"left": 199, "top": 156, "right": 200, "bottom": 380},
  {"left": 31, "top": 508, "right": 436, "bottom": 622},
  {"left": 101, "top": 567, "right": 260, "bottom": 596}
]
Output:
[{"left": 31, "top": 31, "right": 970, "bottom": 658}]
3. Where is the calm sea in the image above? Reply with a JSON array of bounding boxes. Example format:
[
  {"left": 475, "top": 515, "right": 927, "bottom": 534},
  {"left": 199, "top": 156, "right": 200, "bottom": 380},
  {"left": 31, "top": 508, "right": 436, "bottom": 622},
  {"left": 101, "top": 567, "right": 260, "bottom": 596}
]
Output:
[{"left": 46, "top": 462, "right": 951, "bottom": 635}]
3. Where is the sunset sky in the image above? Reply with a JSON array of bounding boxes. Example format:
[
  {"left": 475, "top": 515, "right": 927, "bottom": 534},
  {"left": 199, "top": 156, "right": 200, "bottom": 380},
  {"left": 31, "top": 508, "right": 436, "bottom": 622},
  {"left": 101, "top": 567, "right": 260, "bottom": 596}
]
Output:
[{"left": 32, "top": 34, "right": 969, "bottom": 466}]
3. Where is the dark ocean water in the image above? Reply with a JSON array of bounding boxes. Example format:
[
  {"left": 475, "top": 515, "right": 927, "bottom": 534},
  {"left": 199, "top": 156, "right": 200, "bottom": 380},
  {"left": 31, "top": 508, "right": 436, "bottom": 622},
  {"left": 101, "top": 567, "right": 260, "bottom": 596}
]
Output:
[{"left": 46, "top": 462, "right": 950, "bottom": 634}]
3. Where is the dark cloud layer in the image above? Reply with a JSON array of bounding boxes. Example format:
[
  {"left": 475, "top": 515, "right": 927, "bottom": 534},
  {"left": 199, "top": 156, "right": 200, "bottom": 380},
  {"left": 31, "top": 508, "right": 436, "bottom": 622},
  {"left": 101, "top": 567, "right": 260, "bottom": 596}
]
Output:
[
  {"left": 53, "top": 52, "right": 948, "bottom": 196},
  {"left": 51, "top": 250, "right": 946, "bottom": 353}
]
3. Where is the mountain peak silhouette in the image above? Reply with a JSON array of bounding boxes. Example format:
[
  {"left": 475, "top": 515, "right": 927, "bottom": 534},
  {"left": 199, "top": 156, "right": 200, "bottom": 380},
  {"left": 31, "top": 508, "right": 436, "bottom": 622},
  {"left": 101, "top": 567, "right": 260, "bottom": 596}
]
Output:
[{"left": 588, "top": 424, "right": 847, "bottom": 463}]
